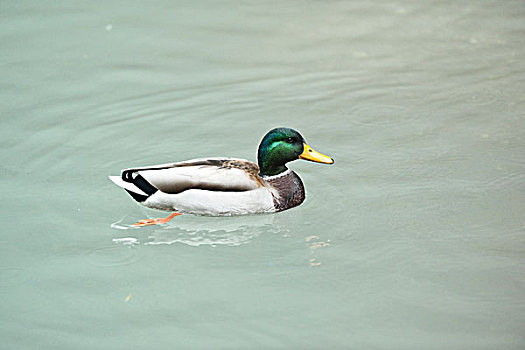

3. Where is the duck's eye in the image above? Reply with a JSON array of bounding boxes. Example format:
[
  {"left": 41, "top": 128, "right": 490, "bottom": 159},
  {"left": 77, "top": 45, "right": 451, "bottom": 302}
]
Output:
[{"left": 285, "top": 137, "right": 294, "bottom": 143}]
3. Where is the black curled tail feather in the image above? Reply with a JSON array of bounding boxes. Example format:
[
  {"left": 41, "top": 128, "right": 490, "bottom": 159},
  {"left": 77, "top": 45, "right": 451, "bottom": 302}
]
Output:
[
  {"left": 122, "top": 169, "right": 135, "bottom": 182},
  {"left": 122, "top": 170, "right": 158, "bottom": 202}
]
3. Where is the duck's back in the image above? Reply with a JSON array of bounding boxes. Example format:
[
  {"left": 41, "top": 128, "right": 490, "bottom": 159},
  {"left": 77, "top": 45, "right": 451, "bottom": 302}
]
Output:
[
  {"left": 110, "top": 157, "right": 277, "bottom": 215},
  {"left": 121, "top": 158, "right": 261, "bottom": 194}
]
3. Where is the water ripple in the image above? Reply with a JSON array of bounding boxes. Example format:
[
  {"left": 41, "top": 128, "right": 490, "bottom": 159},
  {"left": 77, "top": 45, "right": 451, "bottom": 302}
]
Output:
[
  {"left": 112, "top": 214, "right": 282, "bottom": 247},
  {"left": 0, "top": 267, "right": 33, "bottom": 287},
  {"left": 83, "top": 245, "right": 141, "bottom": 267},
  {"left": 145, "top": 226, "right": 262, "bottom": 247},
  {"left": 347, "top": 104, "right": 418, "bottom": 128},
  {"left": 483, "top": 169, "right": 525, "bottom": 191}
]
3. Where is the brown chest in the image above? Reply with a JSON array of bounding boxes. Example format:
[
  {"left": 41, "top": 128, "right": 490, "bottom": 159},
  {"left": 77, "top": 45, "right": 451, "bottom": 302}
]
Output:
[{"left": 264, "top": 171, "right": 305, "bottom": 211}]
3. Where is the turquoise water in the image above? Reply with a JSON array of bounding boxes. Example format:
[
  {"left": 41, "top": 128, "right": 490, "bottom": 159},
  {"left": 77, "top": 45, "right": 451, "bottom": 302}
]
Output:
[{"left": 1, "top": 0, "right": 524, "bottom": 348}]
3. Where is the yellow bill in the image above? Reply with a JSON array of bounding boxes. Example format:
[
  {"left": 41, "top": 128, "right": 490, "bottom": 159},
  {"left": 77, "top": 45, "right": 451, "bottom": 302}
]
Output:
[{"left": 299, "top": 143, "right": 334, "bottom": 164}]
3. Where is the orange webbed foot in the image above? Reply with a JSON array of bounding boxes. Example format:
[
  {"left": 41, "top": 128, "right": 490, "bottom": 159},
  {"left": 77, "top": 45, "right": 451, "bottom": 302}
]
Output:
[{"left": 132, "top": 212, "right": 181, "bottom": 227}]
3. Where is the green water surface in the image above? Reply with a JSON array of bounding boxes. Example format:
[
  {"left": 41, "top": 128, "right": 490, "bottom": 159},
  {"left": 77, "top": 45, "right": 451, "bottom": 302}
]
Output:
[{"left": 1, "top": 0, "right": 524, "bottom": 349}]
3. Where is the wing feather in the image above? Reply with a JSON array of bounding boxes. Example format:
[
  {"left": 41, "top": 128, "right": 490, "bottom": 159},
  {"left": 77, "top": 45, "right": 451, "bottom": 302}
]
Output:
[{"left": 123, "top": 158, "right": 262, "bottom": 194}]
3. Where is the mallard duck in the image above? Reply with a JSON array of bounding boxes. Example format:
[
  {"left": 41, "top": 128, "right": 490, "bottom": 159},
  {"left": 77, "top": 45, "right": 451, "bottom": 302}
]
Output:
[{"left": 109, "top": 127, "right": 333, "bottom": 226}]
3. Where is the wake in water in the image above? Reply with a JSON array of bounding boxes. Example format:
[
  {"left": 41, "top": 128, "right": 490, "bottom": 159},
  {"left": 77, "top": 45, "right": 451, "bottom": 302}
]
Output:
[{"left": 110, "top": 213, "right": 284, "bottom": 247}]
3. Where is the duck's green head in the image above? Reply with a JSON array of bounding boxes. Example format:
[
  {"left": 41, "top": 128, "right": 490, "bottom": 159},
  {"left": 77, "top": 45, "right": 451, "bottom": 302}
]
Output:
[{"left": 257, "top": 127, "right": 334, "bottom": 177}]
